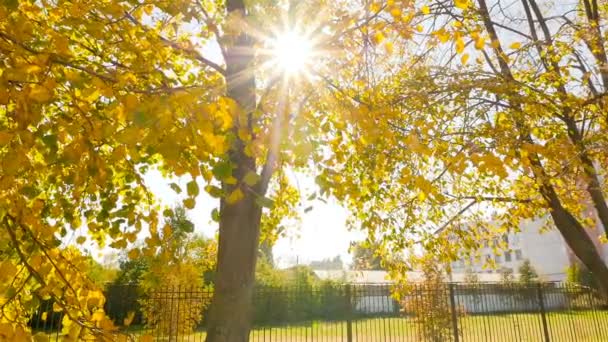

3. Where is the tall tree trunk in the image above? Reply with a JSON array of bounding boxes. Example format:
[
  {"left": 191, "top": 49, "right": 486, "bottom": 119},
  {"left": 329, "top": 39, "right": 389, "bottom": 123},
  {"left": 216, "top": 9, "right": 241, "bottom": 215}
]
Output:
[
  {"left": 544, "top": 186, "right": 608, "bottom": 296},
  {"left": 205, "top": 1, "right": 263, "bottom": 340},
  {"left": 205, "top": 193, "right": 262, "bottom": 341}
]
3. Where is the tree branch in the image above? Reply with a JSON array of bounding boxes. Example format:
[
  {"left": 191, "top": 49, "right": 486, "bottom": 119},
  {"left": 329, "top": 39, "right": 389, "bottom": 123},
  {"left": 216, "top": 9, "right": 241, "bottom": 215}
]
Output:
[{"left": 124, "top": 13, "right": 226, "bottom": 76}]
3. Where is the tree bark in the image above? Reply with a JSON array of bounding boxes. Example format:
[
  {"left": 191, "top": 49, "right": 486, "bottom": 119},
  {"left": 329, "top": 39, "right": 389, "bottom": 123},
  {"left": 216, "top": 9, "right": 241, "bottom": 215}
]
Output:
[
  {"left": 205, "top": 193, "right": 262, "bottom": 342},
  {"left": 205, "top": 1, "right": 263, "bottom": 341},
  {"left": 543, "top": 185, "right": 608, "bottom": 296}
]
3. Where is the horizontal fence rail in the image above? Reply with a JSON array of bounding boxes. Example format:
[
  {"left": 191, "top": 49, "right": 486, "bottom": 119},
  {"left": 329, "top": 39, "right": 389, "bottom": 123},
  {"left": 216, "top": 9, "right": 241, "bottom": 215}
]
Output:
[{"left": 30, "top": 282, "right": 608, "bottom": 341}]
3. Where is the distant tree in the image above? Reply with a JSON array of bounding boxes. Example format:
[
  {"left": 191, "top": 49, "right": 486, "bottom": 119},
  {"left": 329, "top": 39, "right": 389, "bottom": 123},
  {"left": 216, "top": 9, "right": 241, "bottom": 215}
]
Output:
[
  {"left": 500, "top": 268, "right": 515, "bottom": 285},
  {"left": 309, "top": 256, "right": 344, "bottom": 270},
  {"left": 401, "top": 256, "right": 456, "bottom": 342},
  {"left": 464, "top": 267, "right": 479, "bottom": 284},
  {"left": 84, "top": 256, "right": 118, "bottom": 286},
  {"left": 113, "top": 257, "right": 149, "bottom": 286},
  {"left": 567, "top": 261, "right": 596, "bottom": 289},
  {"left": 350, "top": 241, "right": 383, "bottom": 270},
  {"left": 255, "top": 257, "right": 286, "bottom": 287},
  {"left": 518, "top": 260, "right": 538, "bottom": 284}
]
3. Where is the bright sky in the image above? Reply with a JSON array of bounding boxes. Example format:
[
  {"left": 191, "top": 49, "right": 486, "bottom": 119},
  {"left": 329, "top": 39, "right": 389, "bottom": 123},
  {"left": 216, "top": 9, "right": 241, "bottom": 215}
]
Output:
[{"left": 143, "top": 170, "right": 364, "bottom": 269}]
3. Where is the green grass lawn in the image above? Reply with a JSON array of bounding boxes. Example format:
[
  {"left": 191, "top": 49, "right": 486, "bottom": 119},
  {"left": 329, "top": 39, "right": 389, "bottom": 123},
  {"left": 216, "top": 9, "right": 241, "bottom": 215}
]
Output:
[{"left": 42, "top": 310, "right": 608, "bottom": 341}]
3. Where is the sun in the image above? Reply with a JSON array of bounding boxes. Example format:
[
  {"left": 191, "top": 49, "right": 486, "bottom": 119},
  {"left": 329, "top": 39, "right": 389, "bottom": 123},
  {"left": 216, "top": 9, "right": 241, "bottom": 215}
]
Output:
[{"left": 269, "top": 30, "right": 314, "bottom": 75}]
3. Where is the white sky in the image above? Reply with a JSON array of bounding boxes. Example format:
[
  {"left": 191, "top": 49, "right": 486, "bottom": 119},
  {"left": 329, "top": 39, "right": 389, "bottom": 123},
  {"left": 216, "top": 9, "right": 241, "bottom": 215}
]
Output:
[{"left": 143, "top": 170, "right": 364, "bottom": 269}]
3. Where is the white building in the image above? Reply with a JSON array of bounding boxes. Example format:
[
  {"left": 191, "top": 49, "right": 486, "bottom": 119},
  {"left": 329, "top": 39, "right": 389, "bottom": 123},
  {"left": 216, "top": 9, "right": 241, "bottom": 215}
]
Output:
[{"left": 449, "top": 217, "right": 573, "bottom": 281}]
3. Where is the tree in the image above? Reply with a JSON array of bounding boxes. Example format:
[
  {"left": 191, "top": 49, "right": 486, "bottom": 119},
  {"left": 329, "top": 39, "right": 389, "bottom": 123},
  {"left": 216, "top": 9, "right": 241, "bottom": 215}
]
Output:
[
  {"left": 518, "top": 260, "right": 538, "bottom": 285},
  {"left": 350, "top": 241, "right": 383, "bottom": 270},
  {"left": 309, "top": 256, "right": 344, "bottom": 270},
  {"left": 138, "top": 206, "right": 216, "bottom": 340},
  {"left": 400, "top": 256, "right": 455, "bottom": 342},
  {"left": 1, "top": 1, "right": 390, "bottom": 338},
  {"left": 113, "top": 257, "right": 150, "bottom": 286},
  {"left": 320, "top": 0, "right": 608, "bottom": 296},
  {"left": 499, "top": 268, "right": 514, "bottom": 285},
  {"left": 464, "top": 267, "right": 480, "bottom": 284},
  {"left": 84, "top": 256, "right": 118, "bottom": 286},
  {"left": 567, "top": 261, "right": 597, "bottom": 289}
]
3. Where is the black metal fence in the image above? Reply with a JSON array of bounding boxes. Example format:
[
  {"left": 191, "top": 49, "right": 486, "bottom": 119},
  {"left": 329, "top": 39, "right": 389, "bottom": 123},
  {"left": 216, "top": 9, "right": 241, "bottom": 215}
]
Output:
[{"left": 31, "top": 282, "right": 608, "bottom": 341}]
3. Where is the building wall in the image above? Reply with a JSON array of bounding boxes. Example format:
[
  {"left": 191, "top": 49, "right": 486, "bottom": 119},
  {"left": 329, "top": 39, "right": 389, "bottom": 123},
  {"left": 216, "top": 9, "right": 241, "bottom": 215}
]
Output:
[{"left": 451, "top": 217, "right": 571, "bottom": 281}]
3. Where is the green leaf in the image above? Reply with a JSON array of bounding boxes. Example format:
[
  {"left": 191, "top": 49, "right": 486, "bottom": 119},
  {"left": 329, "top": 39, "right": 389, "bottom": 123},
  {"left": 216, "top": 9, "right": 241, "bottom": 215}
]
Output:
[
  {"left": 212, "top": 161, "right": 232, "bottom": 180},
  {"left": 20, "top": 185, "right": 39, "bottom": 199},
  {"left": 169, "top": 183, "right": 181, "bottom": 194},
  {"left": 183, "top": 198, "right": 195, "bottom": 209},
  {"left": 187, "top": 180, "right": 199, "bottom": 197},
  {"left": 205, "top": 185, "right": 223, "bottom": 198},
  {"left": 243, "top": 171, "right": 260, "bottom": 186},
  {"left": 134, "top": 110, "right": 154, "bottom": 127},
  {"left": 255, "top": 196, "right": 274, "bottom": 209},
  {"left": 211, "top": 208, "right": 220, "bottom": 222}
]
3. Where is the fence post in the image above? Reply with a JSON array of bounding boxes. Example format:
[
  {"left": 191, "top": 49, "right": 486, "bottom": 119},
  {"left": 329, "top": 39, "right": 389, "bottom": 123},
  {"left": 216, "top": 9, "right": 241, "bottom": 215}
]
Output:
[
  {"left": 346, "top": 284, "right": 353, "bottom": 342},
  {"left": 448, "top": 283, "right": 459, "bottom": 342},
  {"left": 536, "top": 283, "right": 550, "bottom": 342}
]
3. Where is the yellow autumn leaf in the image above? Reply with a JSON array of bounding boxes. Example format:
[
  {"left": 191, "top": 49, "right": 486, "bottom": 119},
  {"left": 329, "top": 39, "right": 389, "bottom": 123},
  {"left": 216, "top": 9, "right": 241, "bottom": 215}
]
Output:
[
  {"left": 474, "top": 36, "right": 485, "bottom": 50},
  {"left": 510, "top": 42, "right": 522, "bottom": 49},
  {"left": 0, "top": 87, "right": 8, "bottom": 105},
  {"left": 128, "top": 248, "right": 139, "bottom": 260},
  {"left": 76, "top": 236, "right": 86, "bottom": 245},
  {"left": 0, "top": 261, "right": 17, "bottom": 281},
  {"left": 372, "top": 31, "right": 385, "bottom": 45},
  {"left": 433, "top": 29, "right": 450, "bottom": 43},
  {"left": 455, "top": 36, "right": 465, "bottom": 53},
  {"left": 421, "top": 5, "right": 430, "bottom": 14},
  {"left": 461, "top": 53, "right": 470, "bottom": 64},
  {"left": 385, "top": 41, "right": 394, "bottom": 54},
  {"left": 455, "top": 0, "right": 469, "bottom": 9},
  {"left": 92, "top": 310, "right": 105, "bottom": 322},
  {"left": 183, "top": 198, "right": 195, "bottom": 209},
  {"left": 390, "top": 7, "right": 401, "bottom": 18},
  {"left": 140, "top": 335, "right": 154, "bottom": 342},
  {"left": 0, "top": 132, "right": 12, "bottom": 145},
  {"left": 123, "top": 311, "right": 135, "bottom": 327},
  {"left": 29, "top": 85, "right": 52, "bottom": 103},
  {"left": 33, "top": 332, "right": 49, "bottom": 342},
  {"left": 123, "top": 94, "right": 138, "bottom": 110},
  {"left": 226, "top": 188, "right": 244, "bottom": 204},
  {"left": 0, "top": 323, "right": 14, "bottom": 338}
]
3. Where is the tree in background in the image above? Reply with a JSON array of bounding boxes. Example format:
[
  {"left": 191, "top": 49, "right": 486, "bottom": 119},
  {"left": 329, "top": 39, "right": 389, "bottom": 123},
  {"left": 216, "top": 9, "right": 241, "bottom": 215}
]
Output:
[
  {"left": 112, "top": 257, "right": 150, "bottom": 286},
  {"left": 464, "top": 267, "right": 480, "bottom": 284},
  {"left": 399, "top": 257, "right": 456, "bottom": 342},
  {"left": 567, "top": 261, "right": 596, "bottom": 289},
  {"left": 350, "top": 241, "right": 383, "bottom": 271},
  {"left": 500, "top": 268, "right": 514, "bottom": 285},
  {"left": 309, "top": 256, "right": 344, "bottom": 270},
  {"left": 84, "top": 256, "right": 118, "bottom": 287},
  {"left": 137, "top": 206, "right": 216, "bottom": 340},
  {"left": 518, "top": 260, "right": 538, "bottom": 284}
]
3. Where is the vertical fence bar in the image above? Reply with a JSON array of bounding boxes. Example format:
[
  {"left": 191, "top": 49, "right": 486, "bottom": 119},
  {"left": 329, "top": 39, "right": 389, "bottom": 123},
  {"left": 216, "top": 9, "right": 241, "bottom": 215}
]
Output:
[
  {"left": 536, "top": 283, "right": 550, "bottom": 342},
  {"left": 345, "top": 284, "right": 353, "bottom": 342},
  {"left": 448, "top": 283, "right": 459, "bottom": 342}
]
